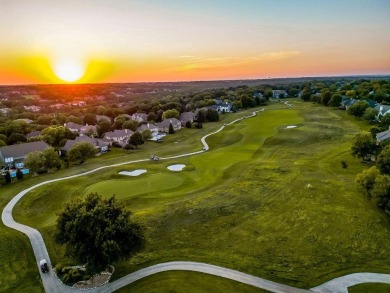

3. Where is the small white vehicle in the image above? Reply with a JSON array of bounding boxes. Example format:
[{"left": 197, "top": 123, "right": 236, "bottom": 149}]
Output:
[
  {"left": 39, "top": 259, "right": 49, "bottom": 273},
  {"left": 150, "top": 155, "right": 159, "bottom": 161}
]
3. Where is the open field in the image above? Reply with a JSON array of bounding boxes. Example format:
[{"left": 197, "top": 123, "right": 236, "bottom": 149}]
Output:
[{"left": 2, "top": 100, "right": 390, "bottom": 292}]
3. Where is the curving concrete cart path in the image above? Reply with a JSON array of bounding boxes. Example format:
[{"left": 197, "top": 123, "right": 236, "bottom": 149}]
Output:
[{"left": 3, "top": 108, "right": 390, "bottom": 293}]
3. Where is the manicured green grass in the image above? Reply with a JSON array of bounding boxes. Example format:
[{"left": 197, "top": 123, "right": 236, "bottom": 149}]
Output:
[
  {"left": 348, "top": 283, "right": 390, "bottom": 293},
  {"left": 5, "top": 101, "right": 390, "bottom": 291},
  {"left": 114, "top": 271, "right": 268, "bottom": 293},
  {"left": 84, "top": 173, "right": 185, "bottom": 200}
]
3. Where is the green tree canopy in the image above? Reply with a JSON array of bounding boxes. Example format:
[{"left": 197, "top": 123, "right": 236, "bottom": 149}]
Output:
[
  {"left": 97, "top": 120, "right": 112, "bottom": 137},
  {"left": 372, "top": 175, "right": 390, "bottom": 216},
  {"left": 55, "top": 193, "right": 144, "bottom": 272},
  {"left": 122, "top": 120, "right": 138, "bottom": 131},
  {"left": 42, "top": 126, "right": 75, "bottom": 147},
  {"left": 162, "top": 109, "right": 179, "bottom": 120},
  {"left": 328, "top": 94, "right": 342, "bottom": 107},
  {"left": 84, "top": 113, "right": 97, "bottom": 125},
  {"left": 377, "top": 145, "right": 390, "bottom": 175},
  {"left": 347, "top": 101, "right": 369, "bottom": 118},
  {"left": 355, "top": 166, "right": 380, "bottom": 197},
  {"left": 363, "top": 108, "right": 379, "bottom": 123},
  {"left": 129, "top": 132, "right": 144, "bottom": 146},
  {"left": 24, "top": 151, "right": 45, "bottom": 174},
  {"left": 320, "top": 90, "right": 332, "bottom": 106},
  {"left": 67, "top": 142, "right": 97, "bottom": 164},
  {"left": 206, "top": 109, "right": 219, "bottom": 122},
  {"left": 351, "top": 133, "right": 376, "bottom": 162}
]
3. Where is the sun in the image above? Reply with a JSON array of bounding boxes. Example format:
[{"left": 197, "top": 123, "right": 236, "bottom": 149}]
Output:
[{"left": 54, "top": 61, "right": 85, "bottom": 82}]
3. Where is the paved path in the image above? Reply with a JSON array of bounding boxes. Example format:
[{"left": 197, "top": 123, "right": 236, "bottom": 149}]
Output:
[
  {"left": 2, "top": 108, "right": 390, "bottom": 293},
  {"left": 310, "top": 273, "right": 390, "bottom": 293},
  {"left": 96, "top": 261, "right": 309, "bottom": 293}
]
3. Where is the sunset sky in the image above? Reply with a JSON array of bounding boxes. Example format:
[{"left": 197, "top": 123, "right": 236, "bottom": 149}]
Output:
[{"left": 0, "top": 0, "right": 389, "bottom": 85}]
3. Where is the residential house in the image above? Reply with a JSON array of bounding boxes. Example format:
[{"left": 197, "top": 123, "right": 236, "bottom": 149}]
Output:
[
  {"left": 131, "top": 113, "right": 148, "bottom": 122},
  {"left": 0, "top": 141, "right": 50, "bottom": 168},
  {"left": 104, "top": 129, "right": 134, "bottom": 146},
  {"left": 340, "top": 98, "right": 357, "bottom": 110},
  {"left": 272, "top": 90, "right": 288, "bottom": 99},
  {"left": 179, "top": 112, "right": 196, "bottom": 124},
  {"left": 50, "top": 103, "right": 66, "bottom": 109},
  {"left": 136, "top": 123, "right": 159, "bottom": 133},
  {"left": 376, "top": 127, "right": 390, "bottom": 144},
  {"left": 96, "top": 115, "right": 111, "bottom": 123},
  {"left": 24, "top": 105, "right": 41, "bottom": 112},
  {"left": 15, "top": 118, "right": 33, "bottom": 124},
  {"left": 80, "top": 125, "right": 98, "bottom": 137},
  {"left": 64, "top": 122, "right": 83, "bottom": 133},
  {"left": 0, "top": 108, "right": 11, "bottom": 115},
  {"left": 216, "top": 102, "right": 232, "bottom": 113},
  {"left": 60, "top": 136, "right": 109, "bottom": 156},
  {"left": 157, "top": 118, "right": 181, "bottom": 132},
  {"left": 26, "top": 131, "right": 42, "bottom": 139},
  {"left": 253, "top": 91, "right": 264, "bottom": 98},
  {"left": 375, "top": 104, "right": 390, "bottom": 120}
]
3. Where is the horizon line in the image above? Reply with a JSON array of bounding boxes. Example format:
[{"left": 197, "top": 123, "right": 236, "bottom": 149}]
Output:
[{"left": 1, "top": 73, "right": 390, "bottom": 87}]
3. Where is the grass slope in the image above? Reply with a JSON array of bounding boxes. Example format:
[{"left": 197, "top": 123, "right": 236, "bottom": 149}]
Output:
[{"left": 5, "top": 101, "right": 390, "bottom": 291}]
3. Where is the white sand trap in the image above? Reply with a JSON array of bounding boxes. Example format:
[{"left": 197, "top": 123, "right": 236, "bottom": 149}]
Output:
[
  {"left": 167, "top": 164, "right": 186, "bottom": 171},
  {"left": 286, "top": 125, "right": 297, "bottom": 129},
  {"left": 119, "top": 169, "right": 147, "bottom": 176}
]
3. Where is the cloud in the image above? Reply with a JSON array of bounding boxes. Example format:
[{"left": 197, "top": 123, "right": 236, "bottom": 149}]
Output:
[{"left": 173, "top": 50, "right": 301, "bottom": 72}]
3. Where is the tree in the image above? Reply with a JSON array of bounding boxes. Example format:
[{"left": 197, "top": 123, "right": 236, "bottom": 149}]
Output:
[
  {"left": 162, "top": 109, "right": 179, "bottom": 120},
  {"left": 16, "top": 168, "right": 24, "bottom": 180},
  {"left": 84, "top": 113, "right": 97, "bottom": 125},
  {"left": 5, "top": 171, "right": 11, "bottom": 184},
  {"left": 42, "top": 148, "right": 62, "bottom": 170},
  {"left": 185, "top": 121, "right": 192, "bottom": 128},
  {"left": 0, "top": 139, "right": 5, "bottom": 147},
  {"left": 67, "top": 142, "right": 97, "bottom": 164},
  {"left": 346, "top": 90, "right": 356, "bottom": 99},
  {"left": 24, "top": 151, "right": 45, "bottom": 174},
  {"left": 363, "top": 108, "right": 379, "bottom": 123},
  {"left": 55, "top": 193, "right": 144, "bottom": 273},
  {"left": 377, "top": 145, "right": 390, "bottom": 175},
  {"left": 122, "top": 120, "right": 138, "bottom": 131},
  {"left": 329, "top": 94, "right": 342, "bottom": 107},
  {"left": 129, "top": 132, "right": 144, "bottom": 146},
  {"left": 147, "top": 112, "right": 156, "bottom": 122},
  {"left": 351, "top": 133, "right": 376, "bottom": 162},
  {"left": 371, "top": 175, "right": 390, "bottom": 215},
  {"left": 320, "top": 90, "right": 332, "bottom": 106},
  {"left": 168, "top": 123, "right": 175, "bottom": 134},
  {"left": 7, "top": 133, "right": 27, "bottom": 145},
  {"left": 355, "top": 166, "right": 380, "bottom": 197},
  {"left": 141, "top": 129, "right": 152, "bottom": 141},
  {"left": 42, "top": 126, "right": 75, "bottom": 147},
  {"left": 196, "top": 110, "right": 206, "bottom": 123},
  {"left": 97, "top": 120, "right": 111, "bottom": 137},
  {"left": 206, "top": 109, "right": 219, "bottom": 122},
  {"left": 347, "top": 101, "right": 369, "bottom": 118}
]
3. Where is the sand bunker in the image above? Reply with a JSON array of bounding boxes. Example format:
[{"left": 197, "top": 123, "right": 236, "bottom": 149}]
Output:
[
  {"left": 119, "top": 169, "right": 147, "bottom": 176},
  {"left": 286, "top": 125, "right": 297, "bottom": 129},
  {"left": 167, "top": 164, "right": 186, "bottom": 171}
]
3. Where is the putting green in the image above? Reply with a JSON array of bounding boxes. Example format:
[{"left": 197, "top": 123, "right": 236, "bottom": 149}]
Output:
[{"left": 84, "top": 173, "right": 185, "bottom": 200}]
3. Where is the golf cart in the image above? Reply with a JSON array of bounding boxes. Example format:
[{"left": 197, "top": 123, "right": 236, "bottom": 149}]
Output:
[
  {"left": 150, "top": 155, "right": 159, "bottom": 161},
  {"left": 40, "top": 259, "right": 49, "bottom": 273}
]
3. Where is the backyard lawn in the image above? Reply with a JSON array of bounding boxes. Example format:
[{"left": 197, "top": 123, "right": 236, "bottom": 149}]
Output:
[{"left": 3, "top": 100, "right": 390, "bottom": 292}]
